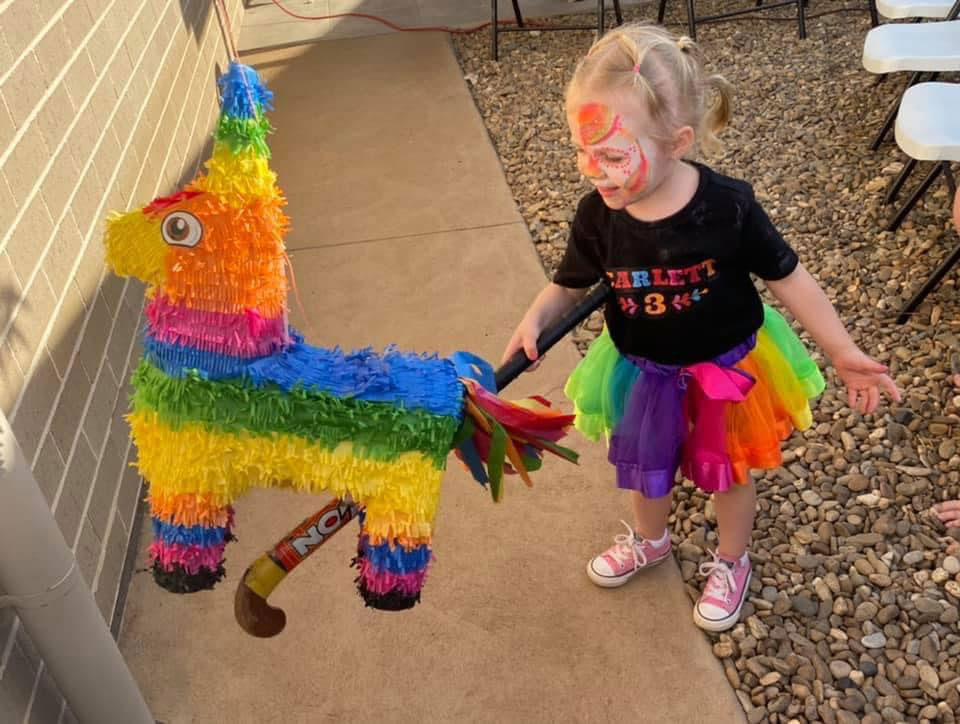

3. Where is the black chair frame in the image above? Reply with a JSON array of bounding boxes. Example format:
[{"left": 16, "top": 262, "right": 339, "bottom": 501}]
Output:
[
  {"left": 656, "top": 0, "right": 806, "bottom": 39},
  {"left": 491, "top": 0, "right": 624, "bottom": 60},
  {"left": 896, "top": 163, "right": 958, "bottom": 323}
]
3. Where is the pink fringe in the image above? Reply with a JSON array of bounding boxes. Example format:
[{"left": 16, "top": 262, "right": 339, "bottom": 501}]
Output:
[
  {"left": 356, "top": 559, "right": 428, "bottom": 595},
  {"left": 149, "top": 541, "right": 227, "bottom": 574},
  {"left": 146, "top": 295, "right": 289, "bottom": 358}
]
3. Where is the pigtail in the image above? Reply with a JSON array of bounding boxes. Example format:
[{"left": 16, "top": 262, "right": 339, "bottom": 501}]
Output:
[{"left": 701, "top": 74, "right": 733, "bottom": 154}]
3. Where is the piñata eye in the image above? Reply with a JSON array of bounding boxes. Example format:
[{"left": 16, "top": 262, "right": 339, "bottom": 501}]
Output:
[{"left": 161, "top": 211, "right": 203, "bottom": 247}]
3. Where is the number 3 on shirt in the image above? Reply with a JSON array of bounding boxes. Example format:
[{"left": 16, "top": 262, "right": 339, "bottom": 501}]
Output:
[{"left": 644, "top": 293, "right": 666, "bottom": 316}]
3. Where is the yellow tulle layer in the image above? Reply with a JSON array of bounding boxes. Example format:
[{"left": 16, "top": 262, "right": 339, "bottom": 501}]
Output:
[{"left": 130, "top": 410, "right": 444, "bottom": 540}]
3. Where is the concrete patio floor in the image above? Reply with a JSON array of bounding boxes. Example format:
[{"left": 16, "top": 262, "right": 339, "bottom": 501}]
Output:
[{"left": 117, "top": 30, "right": 745, "bottom": 723}]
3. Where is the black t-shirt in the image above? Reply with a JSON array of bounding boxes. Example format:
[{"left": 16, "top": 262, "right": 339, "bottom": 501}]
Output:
[{"left": 553, "top": 163, "right": 798, "bottom": 365}]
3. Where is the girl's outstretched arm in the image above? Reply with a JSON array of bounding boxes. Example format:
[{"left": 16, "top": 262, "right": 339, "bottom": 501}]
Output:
[
  {"left": 932, "top": 501, "right": 960, "bottom": 529},
  {"left": 500, "top": 283, "right": 589, "bottom": 368},
  {"left": 766, "top": 263, "right": 902, "bottom": 414}
]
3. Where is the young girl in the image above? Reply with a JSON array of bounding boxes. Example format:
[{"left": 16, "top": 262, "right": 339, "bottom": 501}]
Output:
[{"left": 501, "top": 23, "right": 901, "bottom": 632}]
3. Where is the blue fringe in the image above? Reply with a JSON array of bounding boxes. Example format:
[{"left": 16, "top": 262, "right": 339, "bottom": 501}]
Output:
[
  {"left": 144, "top": 335, "right": 252, "bottom": 380},
  {"left": 143, "top": 334, "right": 465, "bottom": 418},
  {"left": 359, "top": 536, "right": 432, "bottom": 575},
  {"left": 246, "top": 342, "right": 465, "bottom": 419},
  {"left": 219, "top": 62, "right": 273, "bottom": 120},
  {"left": 152, "top": 519, "right": 230, "bottom": 547}
]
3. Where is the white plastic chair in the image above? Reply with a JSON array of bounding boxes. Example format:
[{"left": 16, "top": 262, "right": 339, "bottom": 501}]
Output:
[
  {"left": 861, "top": 20, "right": 960, "bottom": 226},
  {"left": 863, "top": 20, "right": 960, "bottom": 74},
  {"left": 877, "top": 0, "right": 956, "bottom": 17},
  {"left": 891, "top": 82, "right": 960, "bottom": 322}
]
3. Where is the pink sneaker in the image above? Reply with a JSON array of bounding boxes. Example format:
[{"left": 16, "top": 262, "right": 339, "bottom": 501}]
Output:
[
  {"left": 586, "top": 521, "right": 672, "bottom": 588},
  {"left": 693, "top": 550, "right": 752, "bottom": 632}
]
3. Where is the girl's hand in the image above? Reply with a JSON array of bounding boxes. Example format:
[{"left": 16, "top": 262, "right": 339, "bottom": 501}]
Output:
[
  {"left": 832, "top": 345, "right": 902, "bottom": 414},
  {"left": 500, "top": 320, "right": 544, "bottom": 372},
  {"left": 952, "top": 185, "right": 959, "bottom": 233},
  {"left": 931, "top": 501, "right": 960, "bottom": 529}
]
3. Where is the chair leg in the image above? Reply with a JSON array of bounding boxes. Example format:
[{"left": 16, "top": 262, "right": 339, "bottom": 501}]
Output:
[
  {"left": 870, "top": 71, "right": 924, "bottom": 151},
  {"left": 944, "top": 164, "right": 957, "bottom": 198},
  {"left": 887, "top": 161, "right": 945, "bottom": 232},
  {"left": 658, "top": 0, "right": 668, "bottom": 23},
  {"left": 685, "top": 0, "right": 697, "bottom": 38},
  {"left": 511, "top": 0, "right": 524, "bottom": 27},
  {"left": 613, "top": 0, "right": 624, "bottom": 23},
  {"left": 797, "top": 0, "right": 807, "bottom": 38},
  {"left": 897, "top": 234, "right": 960, "bottom": 324},
  {"left": 868, "top": 0, "right": 880, "bottom": 26},
  {"left": 599, "top": 0, "right": 605, "bottom": 35},
  {"left": 884, "top": 158, "right": 917, "bottom": 205},
  {"left": 491, "top": 0, "right": 499, "bottom": 60}
]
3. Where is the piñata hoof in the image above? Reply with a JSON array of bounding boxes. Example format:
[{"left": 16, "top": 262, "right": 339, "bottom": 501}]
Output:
[{"left": 152, "top": 562, "right": 226, "bottom": 594}]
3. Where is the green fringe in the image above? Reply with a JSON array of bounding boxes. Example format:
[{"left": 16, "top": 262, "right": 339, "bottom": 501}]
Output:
[
  {"left": 130, "top": 360, "right": 460, "bottom": 466},
  {"left": 214, "top": 113, "right": 272, "bottom": 158}
]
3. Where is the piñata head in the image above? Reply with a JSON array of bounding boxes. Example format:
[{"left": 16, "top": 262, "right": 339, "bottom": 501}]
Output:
[{"left": 103, "top": 63, "right": 575, "bottom": 615}]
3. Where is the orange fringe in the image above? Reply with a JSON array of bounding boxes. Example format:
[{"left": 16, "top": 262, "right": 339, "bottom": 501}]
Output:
[{"left": 158, "top": 187, "right": 290, "bottom": 316}]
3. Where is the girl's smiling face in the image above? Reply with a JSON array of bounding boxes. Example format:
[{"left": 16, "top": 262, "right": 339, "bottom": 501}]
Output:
[{"left": 567, "top": 98, "right": 670, "bottom": 210}]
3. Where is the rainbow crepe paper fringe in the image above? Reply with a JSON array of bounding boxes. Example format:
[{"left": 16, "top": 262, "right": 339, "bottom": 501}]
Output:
[
  {"left": 104, "top": 62, "right": 577, "bottom": 611},
  {"left": 134, "top": 332, "right": 464, "bottom": 606}
]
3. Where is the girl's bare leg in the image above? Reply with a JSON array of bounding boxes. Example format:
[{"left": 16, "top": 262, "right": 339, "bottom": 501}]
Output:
[
  {"left": 631, "top": 490, "right": 673, "bottom": 540},
  {"left": 712, "top": 479, "right": 757, "bottom": 560}
]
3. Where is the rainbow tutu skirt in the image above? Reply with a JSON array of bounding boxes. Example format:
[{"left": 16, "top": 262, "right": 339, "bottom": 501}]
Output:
[{"left": 565, "top": 305, "right": 825, "bottom": 497}]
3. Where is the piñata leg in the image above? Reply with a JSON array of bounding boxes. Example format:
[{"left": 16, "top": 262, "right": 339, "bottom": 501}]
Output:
[
  {"left": 353, "top": 511, "right": 432, "bottom": 611},
  {"left": 148, "top": 493, "right": 235, "bottom": 593}
]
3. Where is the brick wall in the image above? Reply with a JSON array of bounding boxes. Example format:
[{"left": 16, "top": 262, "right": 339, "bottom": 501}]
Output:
[{"left": 0, "top": 1, "right": 244, "bottom": 720}]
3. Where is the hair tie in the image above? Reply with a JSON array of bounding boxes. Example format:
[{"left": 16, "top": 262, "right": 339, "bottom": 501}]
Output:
[{"left": 633, "top": 63, "right": 642, "bottom": 73}]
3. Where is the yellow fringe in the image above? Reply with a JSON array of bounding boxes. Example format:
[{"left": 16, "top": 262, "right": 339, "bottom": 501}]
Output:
[
  {"left": 196, "top": 145, "right": 281, "bottom": 207},
  {"left": 104, "top": 210, "right": 167, "bottom": 287},
  {"left": 129, "top": 410, "right": 444, "bottom": 540}
]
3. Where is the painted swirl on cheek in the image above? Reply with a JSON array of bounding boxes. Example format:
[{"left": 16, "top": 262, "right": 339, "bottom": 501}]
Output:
[
  {"left": 624, "top": 144, "right": 650, "bottom": 193},
  {"left": 583, "top": 154, "right": 603, "bottom": 179}
]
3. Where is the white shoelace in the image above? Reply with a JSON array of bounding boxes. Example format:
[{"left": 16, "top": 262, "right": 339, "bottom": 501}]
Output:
[
  {"left": 699, "top": 550, "right": 736, "bottom": 603},
  {"left": 606, "top": 520, "right": 649, "bottom": 570}
]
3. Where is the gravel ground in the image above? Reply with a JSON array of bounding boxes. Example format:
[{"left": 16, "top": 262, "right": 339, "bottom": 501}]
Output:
[{"left": 453, "top": 4, "right": 960, "bottom": 722}]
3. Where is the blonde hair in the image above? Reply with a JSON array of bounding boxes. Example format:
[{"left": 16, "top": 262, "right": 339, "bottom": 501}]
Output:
[{"left": 567, "top": 23, "right": 732, "bottom": 154}]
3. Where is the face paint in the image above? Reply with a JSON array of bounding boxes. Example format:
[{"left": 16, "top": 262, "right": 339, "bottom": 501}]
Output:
[{"left": 572, "top": 102, "right": 654, "bottom": 200}]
